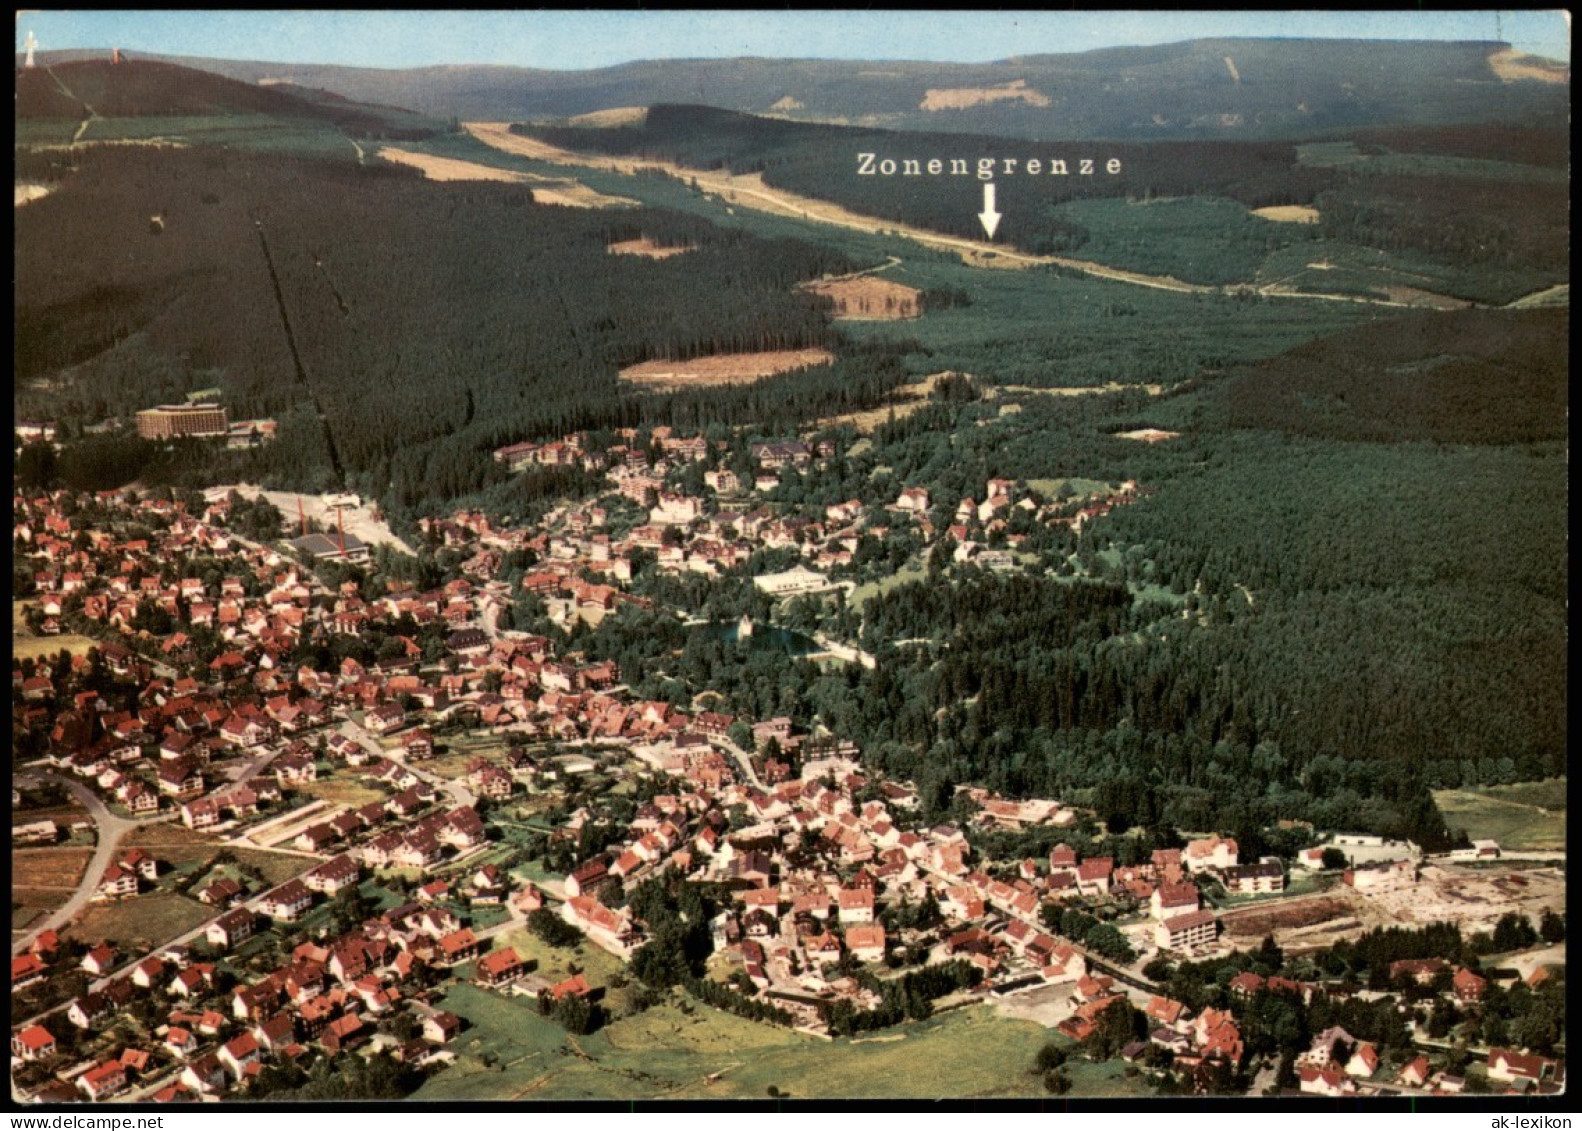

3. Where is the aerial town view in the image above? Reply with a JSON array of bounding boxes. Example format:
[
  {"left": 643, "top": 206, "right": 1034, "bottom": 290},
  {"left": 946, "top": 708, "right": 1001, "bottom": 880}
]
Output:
[{"left": 11, "top": 10, "right": 1567, "bottom": 1108}]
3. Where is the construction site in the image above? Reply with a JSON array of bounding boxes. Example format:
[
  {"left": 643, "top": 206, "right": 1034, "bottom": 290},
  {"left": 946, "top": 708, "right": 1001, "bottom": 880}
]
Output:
[{"left": 1220, "top": 861, "right": 1567, "bottom": 952}]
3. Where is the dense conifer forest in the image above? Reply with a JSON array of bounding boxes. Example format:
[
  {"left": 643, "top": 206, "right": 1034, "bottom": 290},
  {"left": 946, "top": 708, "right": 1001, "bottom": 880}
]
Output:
[
  {"left": 15, "top": 144, "right": 906, "bottom": 512},
  {"left": 517, "top": 106, "right": 1569, "bottom": 283}
]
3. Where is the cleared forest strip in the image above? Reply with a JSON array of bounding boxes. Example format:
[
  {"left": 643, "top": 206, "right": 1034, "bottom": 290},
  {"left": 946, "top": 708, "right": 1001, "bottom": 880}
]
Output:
[
  {"left": 380, "top": 145, "right": 636, "bottom": 208},
  {"left": 464, "top": 121, "right": 1476, "bottom": 310},
  {"left": 619, "top": 349, "right": 836, "bottom": 390}
]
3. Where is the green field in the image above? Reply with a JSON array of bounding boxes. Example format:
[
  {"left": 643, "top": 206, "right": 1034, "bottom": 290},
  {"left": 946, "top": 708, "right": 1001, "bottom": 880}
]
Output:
[
  {"left": 414, "top": 982, "right": 577, "bottom": 1100},
  {"left": 1433, "top": 778, "right": 1567, "bottom": 851},
  {"left": 490, "top": 925, "right": 625, "bottom": 993},
  {"left": 418, "top": 991, "right": 1057, "bottom": 1100},
  {"left": 1048, "top": 195, "right": 1292, "bottom": 286},
  {"left": 123, "top": 824, "right": 309, "bottom": 887},
  {"left": 849, "top": 558, "right": 927, "bottom": 608}
]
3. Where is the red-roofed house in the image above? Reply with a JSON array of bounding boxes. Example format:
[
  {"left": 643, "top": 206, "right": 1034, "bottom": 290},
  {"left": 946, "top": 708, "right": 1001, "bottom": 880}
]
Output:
[
  {"left": 11, "top": 1023, "right": 57, "bottom": 1061},
  {"left": 78, "top": 1059, "right": 129, "bottom": 1101},
  {"left": 477, "top": 947, "right": 525, "bottom": 986}
]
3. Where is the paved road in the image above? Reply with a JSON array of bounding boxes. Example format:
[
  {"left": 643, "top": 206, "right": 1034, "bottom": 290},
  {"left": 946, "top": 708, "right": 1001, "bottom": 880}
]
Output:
[
  {"left": 11, "top": 772, "right": 157, "bottom": 957},
  {"left": 710, "top": 736, "right": 765, "bottom": 792}
]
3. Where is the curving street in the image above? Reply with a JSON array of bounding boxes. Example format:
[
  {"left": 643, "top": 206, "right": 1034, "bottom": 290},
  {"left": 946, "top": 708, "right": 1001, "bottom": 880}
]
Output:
[{"left": 11, "top": 770, "right": 159, "bottom": 956}]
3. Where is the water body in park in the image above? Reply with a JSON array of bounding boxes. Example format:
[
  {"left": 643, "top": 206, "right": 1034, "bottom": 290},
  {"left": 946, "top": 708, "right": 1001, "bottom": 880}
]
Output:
[{"left": 699, "top": 619, "right": 818, "bottom": 656}]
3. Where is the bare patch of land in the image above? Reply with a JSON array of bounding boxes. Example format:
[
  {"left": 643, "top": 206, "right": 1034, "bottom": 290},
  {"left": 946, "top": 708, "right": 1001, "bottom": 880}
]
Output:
[
  {"left": 13, "top": 847, "right": 95, "bottom": 892},
  {"left": 1378, "top": 284, "right": 1472, "bottom": 310},
  {"left": 13, "top": 847, "right": 96, "bottom": 931},
  {"left": 15, "top": 183, "right": 53, "bottom": 207},
  {"left": 920, "top": 80, "right": 1051, "bottom": 111},
  {"left": 1113, "top": 428, "right": 1180, "bottom": 443},
  {"left": 608, "top": 237, "right": 693, "bottom": 259},
  {"left": 1221, "top": 893, "right": 1358, "bottom": 940},
  {"left": 1505, "top": 283, "right": 1570, "bottom": 309},
  {"left": 564, "top": 107, "right": 648, "bottom": 128},
  {"left": 206, "top": 484, "right": 415, "bottom": 555},
  {"left": 1252, "top": 204, "right": 1320, "bottom": 223},
  {"left": 995, "top": 382, "right": 1164, "bottom": 398},
  {"left": 619, "top": 349, "right": 835, "bottom": 391},
  {"left": 1361, "top": 863, "right": 1567, "bottom": 935},
  {"left": 801, "top": 276, "right": 921, "bottom": 320}
]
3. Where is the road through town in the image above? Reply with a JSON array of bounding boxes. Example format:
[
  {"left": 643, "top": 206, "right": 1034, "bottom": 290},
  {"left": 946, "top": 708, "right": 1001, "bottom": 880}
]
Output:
[{"left": 11, "top": 771, "right": 170, "bottom": 957}]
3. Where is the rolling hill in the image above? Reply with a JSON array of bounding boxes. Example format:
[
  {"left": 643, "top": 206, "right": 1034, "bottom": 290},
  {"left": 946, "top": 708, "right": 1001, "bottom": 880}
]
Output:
[
  {"left": 29, "top": 37, "right": 1570, "bottom": 141},
  {"left": 15, "top": 58, "right": 447, "bottom": 139}
]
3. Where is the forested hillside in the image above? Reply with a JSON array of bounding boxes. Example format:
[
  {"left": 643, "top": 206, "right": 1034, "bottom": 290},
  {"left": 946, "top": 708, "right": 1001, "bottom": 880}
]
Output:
[
  {"left": 1226, "top": 308, "right": 1568, "bottom": 443},
  {"left": 16, "top": 58, "right": 445, "bottom": 139},
  {"left": 579, "top": 307, "right": 1564, "bottom": 841},
  {"left": 80, "top": 37, "right": 1570, "bottom": 141}
]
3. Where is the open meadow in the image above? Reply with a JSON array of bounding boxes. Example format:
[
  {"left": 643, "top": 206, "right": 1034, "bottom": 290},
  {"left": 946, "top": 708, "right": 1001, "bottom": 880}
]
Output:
[
  {"left": 417, "top": 991, "right": 1056, "bottom": 1100},
  {"left": 1433, "top": 778, "right": 1567, "bottom": 851}
]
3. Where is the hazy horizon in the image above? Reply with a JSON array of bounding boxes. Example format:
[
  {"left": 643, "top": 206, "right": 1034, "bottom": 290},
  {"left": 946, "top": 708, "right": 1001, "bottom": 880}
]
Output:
[{"left": 14, "top": 10, "right": 1572, "bottom": 70}]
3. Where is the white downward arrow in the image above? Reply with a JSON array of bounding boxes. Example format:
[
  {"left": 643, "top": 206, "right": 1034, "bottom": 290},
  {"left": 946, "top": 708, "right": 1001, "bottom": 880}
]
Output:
[{"left": 978, "top": 182, "right": 1001, "bottom": 239}]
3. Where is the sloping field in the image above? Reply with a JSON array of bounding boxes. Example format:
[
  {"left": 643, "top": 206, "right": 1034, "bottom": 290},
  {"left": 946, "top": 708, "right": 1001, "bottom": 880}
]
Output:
[
  {"left": 619, "top": 348, "right": 835, "bottom": 390},
  {"left": 920, "top": 80, "right": 1051, "bottom": 111},
  {"left": 1252, "top": 204, "right": 1320, "bottom": 223},
  {"left": 1434, "top": 778, "right": 1567, "bottom": 851},
  {"left": 378, "top": 145, "right": 636, "bottom": 208},
  {"left": 565, "top": 107, "right": 648, "bottom": 128},
  {"left": 1488, "top": 47, "right": 1570, "bottom": 84},
  {"left": 419, "top": 994, "right": 1053, "bottom": 1100}
]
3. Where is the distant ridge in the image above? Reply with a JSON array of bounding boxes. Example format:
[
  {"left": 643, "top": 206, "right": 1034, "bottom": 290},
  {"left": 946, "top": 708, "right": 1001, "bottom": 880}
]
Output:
[
  {"left": 24, "top": 37, "right": 1569, "bottom": 141},
  {"left": 16, "top": 58, "right": 447, "bottom": 138}
]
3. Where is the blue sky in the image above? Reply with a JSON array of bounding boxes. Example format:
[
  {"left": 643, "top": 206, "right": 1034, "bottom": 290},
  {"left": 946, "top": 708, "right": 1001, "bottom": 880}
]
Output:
[{"left": 16, "top": 10, "right": 1571, "bottom": 69}]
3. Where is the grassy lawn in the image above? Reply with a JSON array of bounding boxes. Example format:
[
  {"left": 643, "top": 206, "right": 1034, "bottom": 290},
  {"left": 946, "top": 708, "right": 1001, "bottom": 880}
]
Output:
[
  {"left": 849, "top": 557, "right": 927, "bottom": 608},
  {"left": 412, "top": 981, "right": 576, "bottom": 1100},
  {"left": 64, "top": 892, "right": 212, "bottom": 950},
  {"left": 1466, "top": 778, "right": 1565, "bottom": 813},
  {"left": 1433, "top": 779, "right": 1567, "bottom": 851},
  {"left": 1060, "top": 1056, "right": 1158, "bottom": 1098},
  {"left": 491, "top": 926, "right": 625, "bottom": 992},
  {"left": 123, "top": 824, "right": 308, "bottom": 887},
  {"left": 418, "top": 990, "right": 1055, "bottom": 1101}
]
